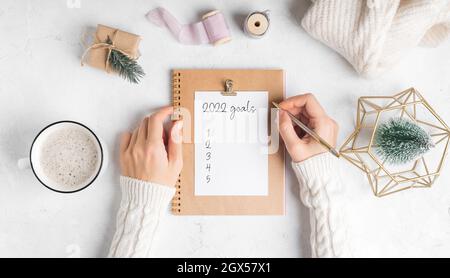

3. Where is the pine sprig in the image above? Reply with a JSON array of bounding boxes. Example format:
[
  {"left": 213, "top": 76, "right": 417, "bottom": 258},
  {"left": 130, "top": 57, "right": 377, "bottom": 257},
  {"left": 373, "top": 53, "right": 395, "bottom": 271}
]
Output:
[
  {"left": 374, "top": 117, "right": 434, "bottom": 164},
  {"left": 107, "top": 38, "right": 145, "bottom": 84}
]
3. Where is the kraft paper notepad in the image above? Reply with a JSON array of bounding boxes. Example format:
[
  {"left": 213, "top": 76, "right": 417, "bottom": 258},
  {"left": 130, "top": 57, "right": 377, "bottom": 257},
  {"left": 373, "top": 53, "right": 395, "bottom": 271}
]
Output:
[{"left": 171, "top": 69, "right": 285, "bottom": 215}]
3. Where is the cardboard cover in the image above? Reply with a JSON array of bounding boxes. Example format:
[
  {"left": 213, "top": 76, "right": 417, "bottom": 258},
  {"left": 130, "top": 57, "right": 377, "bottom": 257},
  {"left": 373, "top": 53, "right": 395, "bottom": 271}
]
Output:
[{"left": 172, "top": 69, "right": 285, "bottom": 215}]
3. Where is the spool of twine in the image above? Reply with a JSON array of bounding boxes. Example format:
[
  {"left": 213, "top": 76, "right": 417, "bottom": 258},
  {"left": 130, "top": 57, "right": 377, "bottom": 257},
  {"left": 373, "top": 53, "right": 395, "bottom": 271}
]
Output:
[{"left": 244, "top": 10, "right": 270, "bottom": 38}]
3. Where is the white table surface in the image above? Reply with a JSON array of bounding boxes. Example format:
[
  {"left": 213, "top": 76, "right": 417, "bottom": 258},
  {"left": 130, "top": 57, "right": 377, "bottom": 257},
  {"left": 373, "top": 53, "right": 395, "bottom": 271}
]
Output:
[{"left": 1, "top": 0, "right": 450, "bottom": 258}]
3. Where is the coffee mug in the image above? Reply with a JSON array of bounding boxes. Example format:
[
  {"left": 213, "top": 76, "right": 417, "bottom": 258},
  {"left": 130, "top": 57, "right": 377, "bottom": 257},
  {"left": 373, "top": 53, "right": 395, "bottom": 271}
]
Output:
[{"left": 18, "top": 121, "right": 108, "bottom": 193}]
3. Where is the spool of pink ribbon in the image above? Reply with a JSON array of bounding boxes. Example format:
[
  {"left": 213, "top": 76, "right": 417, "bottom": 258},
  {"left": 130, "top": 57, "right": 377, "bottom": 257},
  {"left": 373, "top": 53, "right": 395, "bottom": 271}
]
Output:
[{"left": 146, "top": 7, "right": 232, "bottom": 46}]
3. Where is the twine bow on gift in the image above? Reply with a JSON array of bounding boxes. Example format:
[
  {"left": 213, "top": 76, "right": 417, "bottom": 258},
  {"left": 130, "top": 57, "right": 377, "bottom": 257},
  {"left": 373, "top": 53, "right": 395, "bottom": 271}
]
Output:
[{"left": 81, "top": 29, "right": 136, "bottom": 73}]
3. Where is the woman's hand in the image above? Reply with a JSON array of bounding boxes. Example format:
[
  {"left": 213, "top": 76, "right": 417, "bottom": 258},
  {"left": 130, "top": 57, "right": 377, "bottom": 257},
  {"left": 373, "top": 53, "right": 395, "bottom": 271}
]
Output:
[
  {"left": 278, "top": 93, "right": 338, "bottom": 162},
  {"left": 119, "top": 106, "right": 183, "bottom": 187}
]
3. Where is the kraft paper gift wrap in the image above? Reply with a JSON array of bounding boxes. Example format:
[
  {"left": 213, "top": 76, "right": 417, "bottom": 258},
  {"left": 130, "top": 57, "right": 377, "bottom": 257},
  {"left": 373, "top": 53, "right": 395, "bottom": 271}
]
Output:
[{"left": 84, "top": 24, "right": 141, "bottom": 72}]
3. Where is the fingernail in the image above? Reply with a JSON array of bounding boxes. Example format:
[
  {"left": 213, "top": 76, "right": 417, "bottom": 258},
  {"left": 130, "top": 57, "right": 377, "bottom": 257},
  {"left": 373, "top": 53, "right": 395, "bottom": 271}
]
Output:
[
  {"left": 176, "top": 120, "right": 184, "bottom": 130},
  {"left": 172, "top": 120, "right": 183, "bottom": 143}
]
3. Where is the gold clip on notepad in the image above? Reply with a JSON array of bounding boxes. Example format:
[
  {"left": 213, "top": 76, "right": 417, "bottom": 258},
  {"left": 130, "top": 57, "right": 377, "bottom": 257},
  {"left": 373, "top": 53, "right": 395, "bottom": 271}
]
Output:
[{"left": 221, "top": 79, "right": 237, "bottom": 96}]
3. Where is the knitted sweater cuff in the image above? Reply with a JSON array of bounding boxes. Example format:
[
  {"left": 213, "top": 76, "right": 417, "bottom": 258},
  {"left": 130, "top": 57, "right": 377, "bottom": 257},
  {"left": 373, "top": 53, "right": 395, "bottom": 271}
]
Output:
[
  {"left": 291, "top": 153, "right": 341, "bottom": 185},
  {"left": 291, "top": 153, "right": 346, "bottom": 258},
  {"left": 119, "top": 176, "right": 176, "bottom": 209}
]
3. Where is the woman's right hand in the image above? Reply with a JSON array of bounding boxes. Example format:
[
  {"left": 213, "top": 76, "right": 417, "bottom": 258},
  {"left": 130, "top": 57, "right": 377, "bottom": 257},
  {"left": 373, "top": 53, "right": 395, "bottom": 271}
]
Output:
[{"left": 278, "top": 93, "right": 339, "bottom": 163}]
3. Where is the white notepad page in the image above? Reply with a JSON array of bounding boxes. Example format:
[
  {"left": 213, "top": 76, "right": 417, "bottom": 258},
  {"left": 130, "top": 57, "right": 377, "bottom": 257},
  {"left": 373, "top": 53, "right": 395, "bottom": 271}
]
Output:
[{"left": 194, "top": 91, "right": 269, "bottom": 196}]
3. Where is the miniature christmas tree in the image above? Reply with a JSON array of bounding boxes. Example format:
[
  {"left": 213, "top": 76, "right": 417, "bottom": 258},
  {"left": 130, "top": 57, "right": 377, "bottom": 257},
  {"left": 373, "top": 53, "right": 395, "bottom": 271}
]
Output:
[{"left": 374, "top": 117, "right": 434, "bottom": 164}]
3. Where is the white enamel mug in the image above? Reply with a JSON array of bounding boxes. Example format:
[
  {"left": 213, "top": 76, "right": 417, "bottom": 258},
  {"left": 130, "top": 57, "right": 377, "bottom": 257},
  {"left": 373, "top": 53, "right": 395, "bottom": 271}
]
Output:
[{"left": 18, "top": 121, "right": 108, "bottom": 193}]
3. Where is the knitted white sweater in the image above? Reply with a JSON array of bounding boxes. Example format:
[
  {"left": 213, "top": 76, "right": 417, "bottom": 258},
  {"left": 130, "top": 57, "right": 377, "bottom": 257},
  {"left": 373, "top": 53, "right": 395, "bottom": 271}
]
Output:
[
  {"left": 302, "top": 0, "right": 450, "bottom": 77},
  {"left": 108, "top": 177, "right": 175, "bottom": 258},
  {"left": 108, "top": 153, "right": 346, "bottom": 258}
]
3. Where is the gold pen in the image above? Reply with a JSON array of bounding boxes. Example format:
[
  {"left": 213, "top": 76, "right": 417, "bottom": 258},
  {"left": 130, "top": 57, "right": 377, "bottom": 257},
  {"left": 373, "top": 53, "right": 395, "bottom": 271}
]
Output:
[{"left": 272, "top": 102, "right": 340, "bottom": 158}]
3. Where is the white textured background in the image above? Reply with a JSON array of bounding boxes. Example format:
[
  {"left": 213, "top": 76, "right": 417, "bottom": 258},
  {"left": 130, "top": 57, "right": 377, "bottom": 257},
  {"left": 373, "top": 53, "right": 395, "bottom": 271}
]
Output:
[{"left": 0, "top": 0, "right": 449, "bottom": 258}]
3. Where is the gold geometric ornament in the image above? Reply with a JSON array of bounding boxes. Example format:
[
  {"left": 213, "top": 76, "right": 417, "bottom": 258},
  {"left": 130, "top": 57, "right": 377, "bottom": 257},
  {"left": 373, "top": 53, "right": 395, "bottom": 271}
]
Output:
[{"left": 340, "top": 88, "right": 450, "bottom": 197}]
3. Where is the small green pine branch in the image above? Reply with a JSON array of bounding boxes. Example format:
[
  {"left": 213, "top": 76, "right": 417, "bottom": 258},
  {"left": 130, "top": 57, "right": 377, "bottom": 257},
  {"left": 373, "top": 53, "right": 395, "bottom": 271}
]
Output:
[
  {"left": 374, "top": 117, "right": 434, "bottom": 164},
  {"left": 107, "top": 38, "right": 145, "bottom": 84}
]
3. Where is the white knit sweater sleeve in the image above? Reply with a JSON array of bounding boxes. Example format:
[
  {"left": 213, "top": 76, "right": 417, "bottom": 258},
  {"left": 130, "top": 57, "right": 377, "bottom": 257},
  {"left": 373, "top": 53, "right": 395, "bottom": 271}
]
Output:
[
  {"left": 108, "top": 176, "right": 175, "bottom": 258},
  {"left": 291, "top": 153, "right": 347, "bottom": 258}
]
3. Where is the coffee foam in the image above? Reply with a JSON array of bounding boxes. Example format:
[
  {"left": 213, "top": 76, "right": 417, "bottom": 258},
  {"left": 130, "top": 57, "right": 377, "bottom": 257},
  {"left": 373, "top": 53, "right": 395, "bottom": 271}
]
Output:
[{"left": 38, "top": 126, "right": 100, "bottom": 188}]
